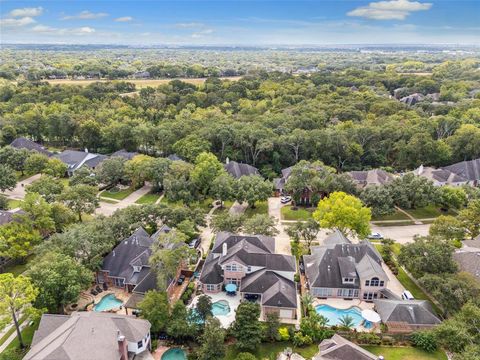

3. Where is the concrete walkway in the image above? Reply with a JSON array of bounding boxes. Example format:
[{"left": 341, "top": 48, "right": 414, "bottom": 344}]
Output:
[
  {"left": 395, "top": 206, "right": 423, "bottom": 225},
  {"left": 268, "top": 197, "right": 293, "bottom": 255},
  {"left": 95, "top": 184, "right": 152, "bottom": 216},
  {"left": 199, "top": 202, "right": 220, "bottom": 255},
  {"left": 2, "top": 174, "right": 41, "bottom": 200}
]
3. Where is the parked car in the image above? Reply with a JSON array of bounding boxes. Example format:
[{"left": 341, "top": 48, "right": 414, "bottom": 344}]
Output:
[
  {"left": 281, "top": 196, "right": 292, "bottom": 204},
  {"left": 177, "top": 274, "right": 186, "bottom": 286},
  {"left": 368, "top": 232, "right": 384, "bottom": 239},
  {"left": 188, "top": 238, "right": 200, "bottom": 249},
  {"left": 402, "top": 290, "right": 414, "bottom": 300}
]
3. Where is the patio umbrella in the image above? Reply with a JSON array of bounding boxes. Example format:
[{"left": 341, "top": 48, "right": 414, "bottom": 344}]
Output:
[
  {"left": 225, "top": 284, "right": 237, "bottom": 293},
  {"left": 361, "top": 309, "right": 381, "bottom": 323}
]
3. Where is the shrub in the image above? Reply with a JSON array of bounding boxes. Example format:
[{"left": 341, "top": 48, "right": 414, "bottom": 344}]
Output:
[
  {"left": 0, "top": 195, "right": 9, "bottom": 210},
  {"left": 411, "top": 331, "right": 438, "bottom": 352},
  {"left": 292, "top": 332, "right": 313, "bottom": 347},
  {"left": 357, "top": 332, "right": 381, "bottom": 345},
  {"left": 294, "top": 273, "right": 300, "bottom": 282},
  {"left": 181, "top": 282, "right": 195, "bottom": 304},
  {"left": 278, "top": 327, "right": 290, "bottom": 341},
  {"left": 237, "top": 353, "right": 257, "bottom": 360}
]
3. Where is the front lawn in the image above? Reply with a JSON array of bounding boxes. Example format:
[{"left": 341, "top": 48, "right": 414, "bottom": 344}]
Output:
[
  {"left": 371, "top": 210, "right": 410, "bottom": 222},
  {"left": 281, "top": 206, "right": 314, "bottom": 221},
  {"left": 135, "top": 192, "right": 162, "bottom": 205},
  {"left": 363, "top": 346, "right": 447, "bottom": 360},
  {"left": 100, "top": 187, "right": 134, "bottom": 201},
  {"left": 6, "top": 318, "right": 39, "bottom": 351},
  {"left": 8, "top": 199, "right": 23, "bottom": 210},
  {"left": 225, "top": 342, "right": 318, "bottom": 360},
  {"left": 405, "top": 205, "right": 455, "bottom": 219},
  {"left": 3, "top": 255, "right": 35, "bottom": 277},
  {"left": 244, "top": 201, "right": 268, "bottom": 218}
]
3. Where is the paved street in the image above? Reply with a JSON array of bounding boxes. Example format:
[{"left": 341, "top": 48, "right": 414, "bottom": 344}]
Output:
[
  {"left": 370, "top": 224, "right": 430, "bottom": 244},
  {"left": 2, "top": 174, "right": 41, "bottom": 200}
]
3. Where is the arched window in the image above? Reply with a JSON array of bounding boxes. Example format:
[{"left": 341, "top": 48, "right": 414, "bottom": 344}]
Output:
[{"left": 370, "top": 277, "right": 380, "bottom": 286}]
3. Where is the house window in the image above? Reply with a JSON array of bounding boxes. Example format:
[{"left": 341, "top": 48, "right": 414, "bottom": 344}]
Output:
[
  {"left": 137, "top": 340, "right": 143, "bottom": 348},
  {"left": 226, "top": 278, "right": 240, "bottom": 286},
  {"left": 365, "top": 280, "right": 370, "bottom": 286},
  {"left": 226, "top": 264, "right": 238, "bottom": 272},
  {"left": 206, "top": 284, "right": 216, "bottom": 291},
  {"left": 113, "top": 278, "right": 124, "bottom": 287},
  {"left": 343, "top": 277, "right": 354, "bottom": 283},
  {"left": 380, "top": 281, "right": 384, "bottom": 287},
  {"left": 370, "top": 277, "right": 380, "bottom": 287},
  {"left": 247, "top": 266, "right": 251, "bottom": 272},
  {"left": 315, "top": 288, "right": 333, "bottom": 297}
]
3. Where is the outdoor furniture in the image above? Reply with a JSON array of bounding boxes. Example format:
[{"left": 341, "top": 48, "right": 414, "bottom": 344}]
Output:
[
  {"left": 90, "top": 289, "right": 98, "bottom": 296},
  {"left": 361, "top": 309, "right": 381, "bottom": 329},
  {"left": 225, "top": 283, "right": 237, "bottom": 295},
  {"left": 102, "top": 283, "right": 108, "bottom": 291},
  {"left": 95, "top": 285, "right": 103, "bottom": 293}
]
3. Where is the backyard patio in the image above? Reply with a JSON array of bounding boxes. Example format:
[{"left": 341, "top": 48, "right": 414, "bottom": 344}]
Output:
[{"left": 189, "top": 291, "right": 241, "bottom": 328}]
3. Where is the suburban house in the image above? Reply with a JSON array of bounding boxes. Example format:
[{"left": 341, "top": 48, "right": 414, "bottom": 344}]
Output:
[
  {"left": 442, "top": 158, "right": 480, "bottom": 186},
  {"left": 167, "top": 154, "right": 183, "bottom": 161},
  {"left": 462, "top": 235, "right": 480, "bottom": 250},
  {"left": 400, "top": 93, "right": 424, "bottom": 106},
  {"left": 96, "top": 226, "right": 179, "bottom": 299},
  {"left": 54, "top": 150, "right": 108, "bottom": 176},
  {"left": 413, "top": 165, "right": 468, "bottom": 186},
  {"left": 23, "top": 312, "right": 151, "bottom": 360},
  {"left": 111, "top": 149, "right": 139, "bottom": 160},
  {"left": 274, "top": 165, "right": 324, "bottom": 205},
  {"left": 200, "top": 232, "right": 298, "bottom": 319},
  {"left": 314, "top": 334, "right": 378, "bottom": 360},
  {"left": 347, "top": 169, "right": 394, "bottom": 188},
  {"left": 373, "top": 299, "right": 441, "bottom": 333},
  {"left": 0, "top": 209, "right": 25, "bottom": 226},
  {"left": 10, "top": 137, "right": 52, "bottom": 157},
  {"left": 453, "top": 250, "right": 480, "bottom": 282},
  {"left": 303, "top": 234, "right": 388, "bottom": 301},
  {"left": 224, "top": 159, "right": 260, "bottom": 179}
]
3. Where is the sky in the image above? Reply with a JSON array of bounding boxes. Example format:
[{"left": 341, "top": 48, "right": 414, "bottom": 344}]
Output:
[{"left": 1, "top": 1, "right": 479, "bottom": 45}]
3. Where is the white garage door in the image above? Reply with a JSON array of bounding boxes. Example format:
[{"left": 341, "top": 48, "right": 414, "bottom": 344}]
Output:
[{"left": 279, "top": 309, "right": 291, "bottom": 319}]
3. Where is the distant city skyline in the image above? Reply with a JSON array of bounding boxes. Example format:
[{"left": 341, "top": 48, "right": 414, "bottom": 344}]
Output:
[{"left": 1, "top": 1, "right": 479, "bottom": 45}]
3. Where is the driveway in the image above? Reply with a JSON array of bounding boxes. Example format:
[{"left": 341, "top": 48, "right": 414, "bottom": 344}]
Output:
[
  {"left": 268, "top": 197, "right": 292, "bottom": 255},
  {"left": 95, "top": 184, "right": 152, "bottom": 216},
  {"left": 199, "top": 202, "right": 219, "bottom": 255},
  {"left": 370, "top": 224, "right": 430, "bottom": 244},
  {"left": 2, "top": 174, "right": 41, "bottom": 200}
]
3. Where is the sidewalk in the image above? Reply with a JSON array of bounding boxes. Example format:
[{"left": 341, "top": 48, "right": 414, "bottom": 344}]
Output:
[{"left": 0, "top": 317, "right": 28, "bottom": 353}]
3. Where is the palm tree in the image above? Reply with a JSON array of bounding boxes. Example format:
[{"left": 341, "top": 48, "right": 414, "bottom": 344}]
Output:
[
  {"left": 339, "top": 314, "right": 355, "bottom": 329},
  {"left": 301, "top": 293, "right": 314, "bottom": 316}
]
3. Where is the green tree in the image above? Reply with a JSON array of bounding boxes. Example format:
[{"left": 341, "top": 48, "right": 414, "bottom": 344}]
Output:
[
  {"left": 0, "top": 220, "right": 41, "bottom": 260},
  {"left": 68, "top": 166, "right": 98, "bottom": 186},
  {"left": 437, "top": 186, "right": 467, "bottom": 211},
  {"left": 197, "top": 317, "right": 226, "bottom": 360},
  {"left": 44, "top": 158, "right": 67, "bottom": 178},
  {"left": 172, "top": 134, "right": 211, "bottom": 163},
  {"left": 163, "top": 161, "right": 197, "bottom": 204},
  {"left": 429, "top": 216, "right": 465, "bottom": 243},
  {"left": 191, "top": 152, "right": 225, "bottom": 196},
  {"left": 96, "top": 156, "right": 125, "bottom": 186},
  {"left": 232, "top": 302, "right": 262, "bottom": 351},
  {"left": 211, "top": 213, "right": 244, "bottom": 233},
  {"left": 264, "top": 312, "right": 280, "bottom": 342},
  {"left": 339, "top": 314, "right": 355, "bottom": 330},
  {"left": 26, "top": 175, "right": 64, "bottom": 203},
  {"left": 389, "top": 174, "right": 437, "bottom": 209},
  {"left": 458, "top": 200, "right": 480, "bottom": 239},
  {"left": 234, "top": 175, "right": 272, "bottom": 209},
  {"left": 0, "top": 164, "right": 16, "bottom": 192},
  {"left": 243, "top": 214, "right": 279, "bottom": 236},
  {"left": 236, "top": 353, "right": 257, "bottom": 360},
  {"left": 398, "top": 236, "right": 457, "bottom": 278},
  {"left": 195, "top": 295, "right": 213, "bottom": 324},
  {"left": 210, "top": 173, "right": 235, "bottom": 207},
  {"left": 286, "top": 218, "right": 321, "bottom": 248},
  {"left": 0, "top": 195, "right": 8, "bottom": 210},
  {"left": 21, "top": 193, "right": 55, "bottom": 236},
  {"left": 360, "top": 185, "right": 395, "bottom": 217},
  {"left": 0, "top": 274, "right": 39, "bottom": 349},
  {"left": 299, "top": 312, "right": 331, "bottom": 342},
  {"left": 138, "top": 291, "right": 170, "bottom": 333},
  {"left": 150, "top": 157, "right": 171, "bottom": 192},
  {"left": 410, "top": 331, "right": 438, "bottom": 352},
  {"left": 24, "top": 153, "right": 49, "bottom": 175},
  {"left": 27, "top": 252, "right": 92, "bottom": 313},
  {"left": 125, "top": 155, "right": 154, "bottom": 188},
  {"left": 167, "top": 301, "right": 195, "bottom": 341},
  {"left": 59, "top": 184, "right": 99, "bottom": 221},
  {"left": 313, "top": 191, "right": 371, "bottom": 238},
  {"left": 50, "top": 202, "right": 76, "bottom": 232},
  {"left": 0, "top": 147, "right": 30, "bottom": 175}
]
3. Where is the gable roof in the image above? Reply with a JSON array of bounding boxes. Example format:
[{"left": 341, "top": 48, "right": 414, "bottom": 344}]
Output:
[
  {"left": 374, "top": 299, "right": 441, "bottom": 325},
  {"left": 442, "top": 158, "right": 480, "bottom": 182},
  {"left": 347, "top": 169, "right": 394, "bottom": 187},
  {"left": 304, "top": 240, "right": 386, "bottom": 288},
  {"left": 54, "top": 150, "right": 107, "bottom": 172},
  {"left": 315, "top": 334, "right": 377, "bottom": 360},
  {"left": 414, "top": 165, "right": 467, "bottom": 185},
  {"left": 24, "top": 312, "right": 150, "bottom": 360},
  {"left": 224, "top": 161, "right": 260, "bottom": 179},
  {"left": 0, "top": 209, "right": 26, "bottom": 226},
  {"left": 323, "top": 230, "right": 351, "bottom": 246},
  {"left": 10, "top": 137, "right": 52, "bottom": 156},
  {"left": 111, "top": 149, "right": 138, "bottom": 160},
  {"left": 453, "top": 251, "right": 480, "bottom": 280}
]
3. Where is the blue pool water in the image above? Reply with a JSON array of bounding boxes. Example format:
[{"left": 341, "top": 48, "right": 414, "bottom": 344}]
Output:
[
  {"left": 162, "top": 348, "right": 186, "bottom": 360},
  {"left": 94, "top": 294, "right": 123, "bottom": 312},
  {"left": 211, "top": 300, "right": 230, "bottom": 316},
  {"left": 315, "top": 304, "right": 364, "bottom": 328}
]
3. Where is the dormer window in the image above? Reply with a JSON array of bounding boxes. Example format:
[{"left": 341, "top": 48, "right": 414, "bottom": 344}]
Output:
[
  {"left": 343, "top": 277, "right": 354, "bottom": 283},
  {"left": 226, "top": 264, "right": 238, "bottom": 272},
  {"left": 133, "top": 266, "right": 141, "bottom": 273}
]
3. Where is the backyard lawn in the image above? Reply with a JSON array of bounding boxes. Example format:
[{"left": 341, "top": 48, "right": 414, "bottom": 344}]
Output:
[
  {"left": 281, "top": 206, "right": 314, "bottom": 221},
  {"left": 225, "top": 342, "right": 318, "bottom": 360},
  {"left": 244, "top": 201, "right": 268, "bottom": 218},
  {"left": 363, "top": 346, "right": 447, "bottom": 360},
  {"left": 135, "top": 192, "right": 162, "bottom": 205},
  {"left": 100, "top": 187, "right": 134, "bottom": 201}
]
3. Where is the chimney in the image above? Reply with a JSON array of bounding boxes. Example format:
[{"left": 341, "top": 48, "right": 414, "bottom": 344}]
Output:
[
  {"left": 222, "top": 243, "right": 228, "bottom": 256},
  {"left": 85, "top": 148, "right": 89, "bottom": 153},
  {"left": 418, "top": 164, "right": 424, "bottom": 175},
  {"left": 112, "top": 250, "right": 115, "bottom": 257},
  {"left": 226, "top": 157, "right": 230, "bottom": 164},
  {"left": 117, "top": 331, "right": 128, "bottom": 360}
]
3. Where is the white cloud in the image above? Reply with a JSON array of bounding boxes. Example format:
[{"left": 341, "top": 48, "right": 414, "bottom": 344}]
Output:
[
  {"left": 31, "top": 24, "right": 96, "bottom": 36},
  {"left": 61, "top": 11, "right": 108, "bottom": 20},
  {"left": 347, "top": 0, "right": 432, "bottom": 20},
  {"left": 191, "top": 28, "right": 214, "bottom": 38},
  {"left": 115, "top": 16, "right": 133, "bottom": 22},
  {"left": 0, "top": 17, "right": 36, "bottom": 27},
  {"left": 9, "top": 7, "right": 43, "bottom": 18},
  {"left": 175, "top": 22, "right": 205, "bottom": 28}
]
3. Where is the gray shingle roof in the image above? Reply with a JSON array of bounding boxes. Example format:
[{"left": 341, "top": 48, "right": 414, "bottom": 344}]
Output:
[
  {"left": 414, "top": 166, "right": 467, "bottom": 185},
  {"left": 347, "top": 169, "right": 394, "bottom": 187},
  {"left": 54, "top": 150, "right": 107, "bottom": 172},
  {"left": 373, "top": 299, "right": 441, "bottom": 325},
  {"left": 10, "top": 137, "right": 52, "bottom": 156},
  {"left": 443, "top": 158, "right": 480, "bottom": 182},
  {"left": 111, "top": 149, "right": 138, "bottom": 160},
  {"left": 304, "top": 240, "right": 386, "bottom": 288},
  {"left": 453, "top": 251, "right": 480, "bottom": 280},
  {"left": 462, "top": 235, "right": 480, "bottom": 249},
  {"left": 224, "top": 161, "right": 260, "bottom": 179},
  {"left": 316, "top": 334, "right": 377, "bottom": 360},
  {"left": 25, "top": 312, "right": 151, "bottom": 360},
  {"left": 323, "top": 230, "right": 351, "bottom": 246},
  {"left": 0, "top": 209, "right": 25, "bottom": 226}
]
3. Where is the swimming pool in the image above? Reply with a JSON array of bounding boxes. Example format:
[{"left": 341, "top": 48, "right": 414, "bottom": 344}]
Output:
[
  {"left": 161, "top": 348, "right": 186, "bottom": 360},
  {"left": 93, "top": 294, "right": 123, "bottom": 312},
  {"left": 211, "top": 300, "right": 230, "bottom": 316},
  {"left": 315, "top": 304, "right": 364, "bottom": 328}
]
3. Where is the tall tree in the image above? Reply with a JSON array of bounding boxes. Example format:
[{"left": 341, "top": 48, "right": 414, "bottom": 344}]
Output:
[
  {"left": 234, "top": 175, "right": 272, "bottom": 209},
  {"left": 313, "top": 191, "right": 371, "bottom": 238},
  {"left": 243, "top": 214, "right": 279, "bottom": 236},
  {"left": 191, "top": 152, "right": 225, "bottom": 196},
  {"left": 197, "top": 317, "right": 226, "bottom": 360},
  {"left": 0, "top": 164, "right": 16, "bottom": 192},
  {"left": 25, "top": 175, "right": 64, "bottom": 203},
  {"left": 232, "top": 302, "right": 262, "bottom": 352},
  {"left": 138, "top": 291, "right": 170, "bottom": 333},
  {"left": 195, "top": 295, "right": 213, "bottom": 324},
  {"left": 167, "top": 301, "right": 195, "bottom": 341},
  {"left": 0, "top": 274, "right": 39, "bottom": 349},
  {"left": 59, "top": 184, "right": 99, "bottom": 221},
  {"left": 210, "top": 173, "right": 235, "bottom": 207},
  {"left": 96, "top": 156, "right": 126, "bottom": 187},
  {"left": 286, "top": 218, "right": 321, "bottom": 248}
]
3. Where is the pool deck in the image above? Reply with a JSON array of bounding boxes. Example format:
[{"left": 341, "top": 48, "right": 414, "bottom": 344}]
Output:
[
  {"left": 152, "top": 346, "right": 169, "bottom": 360},
  {"left": 189, "top": 292, "right": 241, "bottom": 328},
  {"left": 84, "top": 287, "right": 131, "bottom": 314}
]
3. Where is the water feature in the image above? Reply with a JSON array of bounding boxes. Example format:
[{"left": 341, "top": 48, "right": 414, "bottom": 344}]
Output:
[
  {"left": 211, "top": 300, "right": 230, "bottom": 316},
  {"left": 162, "top": 348, "right": 186, "bottom": 360},
  {"left": 93, "top": 293, "right": 123, "bottom": 312},
  {"left": 315, "top": 304, "right": 364, "bottom": 328}
]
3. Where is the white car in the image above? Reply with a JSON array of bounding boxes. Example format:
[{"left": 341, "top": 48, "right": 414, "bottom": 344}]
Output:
[
  {"left": 280, "top": 196, "right": 292, "bottom": 204},
  {"left": 368, "top": 232, "right": 384, "bottom": 240}
]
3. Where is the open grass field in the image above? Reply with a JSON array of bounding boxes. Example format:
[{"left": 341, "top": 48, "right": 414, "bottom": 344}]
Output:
[
  {"left": 46, "top": 76, "right": 242, "bottom": 88},
  {"left": 281, "top": 205, "right": 314, "bottom": 221},
  {"left": 363, "top": 346, "right": 447, "bottom": 360}
]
